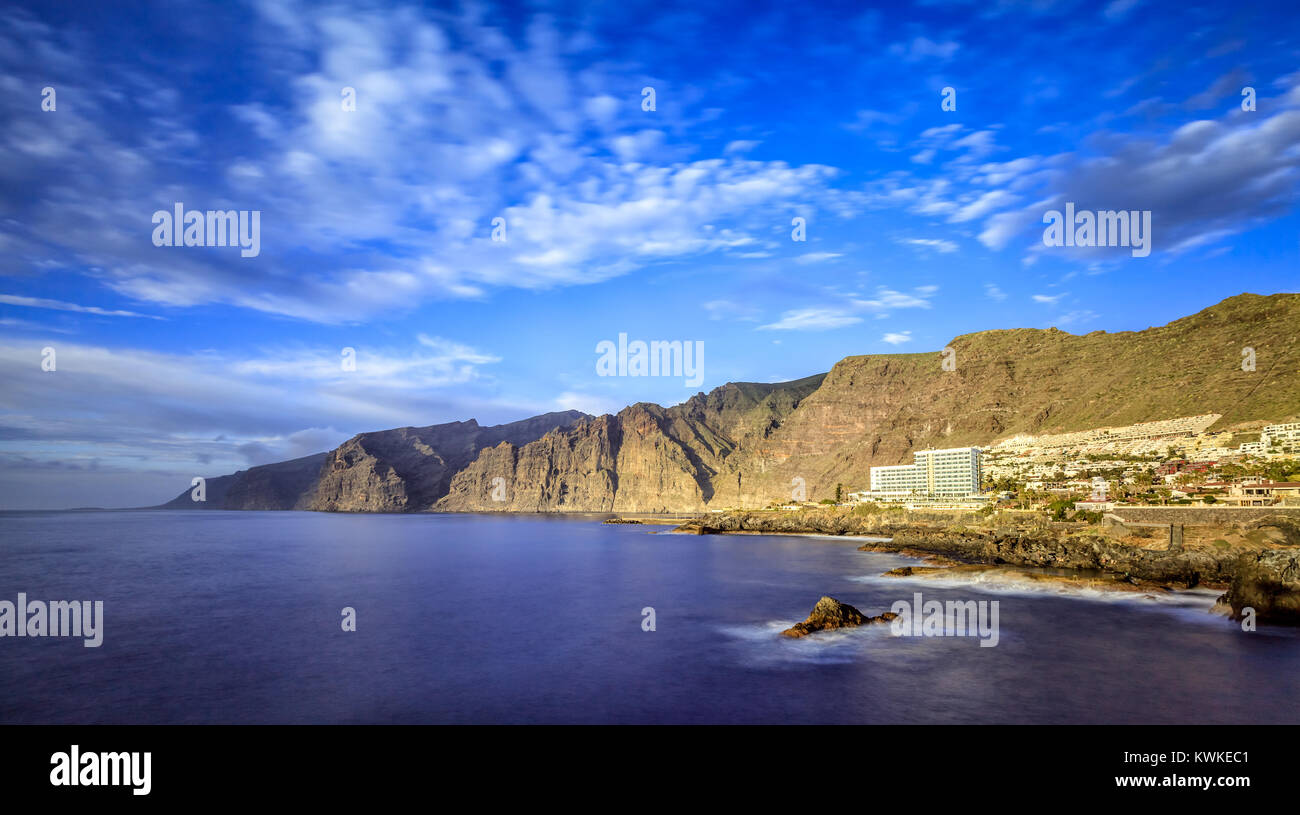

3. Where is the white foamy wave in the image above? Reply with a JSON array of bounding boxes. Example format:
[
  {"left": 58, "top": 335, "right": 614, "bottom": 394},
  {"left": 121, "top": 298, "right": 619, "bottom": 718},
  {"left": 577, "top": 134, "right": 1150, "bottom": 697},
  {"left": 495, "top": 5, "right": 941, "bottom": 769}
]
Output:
[
  {"left": 852, "top": 569, "right": 1224, "bottom": 614},
  {"left": 714, "top": 619, "right": 896, "bottom": 666},
  {"left": 715, "top": 620, "right": 795, "bottom": 641},
  {"left": 800, "top": 534, "right": 894, "bottom": 542}
]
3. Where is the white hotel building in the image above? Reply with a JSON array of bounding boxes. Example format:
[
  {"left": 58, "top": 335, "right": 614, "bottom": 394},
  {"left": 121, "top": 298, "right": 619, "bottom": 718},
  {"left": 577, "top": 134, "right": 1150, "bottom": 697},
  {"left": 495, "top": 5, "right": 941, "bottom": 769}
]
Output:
[
  {"left": 867, "top": 447, "right": 983, "bottom": 500},
  {"left": 1240, "top": 423, "right": 1300, "bottom": 454}
]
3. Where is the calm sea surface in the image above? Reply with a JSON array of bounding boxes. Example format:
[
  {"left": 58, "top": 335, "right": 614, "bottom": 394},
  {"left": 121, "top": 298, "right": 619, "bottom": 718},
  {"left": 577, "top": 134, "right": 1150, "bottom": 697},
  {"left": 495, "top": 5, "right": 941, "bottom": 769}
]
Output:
[{"left": 1, "top": 510, "right": 1297, "bottom": 724}]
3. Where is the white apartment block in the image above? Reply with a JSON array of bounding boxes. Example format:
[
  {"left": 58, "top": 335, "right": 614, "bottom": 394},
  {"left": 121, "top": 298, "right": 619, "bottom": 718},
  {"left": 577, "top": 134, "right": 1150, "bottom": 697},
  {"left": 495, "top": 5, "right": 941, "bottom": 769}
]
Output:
[
  {"left": 1239, "top": 424, "right": 1300, "bottom": 454},
  {"left": 991, "top": 414, "right": 1220, "bottom": 456},
  {"left": 869, "top": 447, "right": 982, "bottom": 498},
  {"left": 1263, "top": 423, "right": 1300, "bottom": 448}
]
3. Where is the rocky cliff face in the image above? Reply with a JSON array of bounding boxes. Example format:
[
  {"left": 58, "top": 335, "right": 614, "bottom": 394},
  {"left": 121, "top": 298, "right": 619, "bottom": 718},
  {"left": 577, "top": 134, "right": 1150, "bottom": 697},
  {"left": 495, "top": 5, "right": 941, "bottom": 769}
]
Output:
[
  {"left": 168, "top": 292, "right": 1300, "bottom": 513},
  {"left": 438, "top": 292, "right": 1300, "bottom": 511},
  {"left": 1221, "top": 548, "right": 1300, "bottom": 624},
  {"left": 304, "top": 411, "right": 590, "bottom": 512},
  {"left": 434, "top": 376, "right": 826, "bottom": 512},
  {"left": 161, "top": 411, "right": 587, "bottom": 511},
  {"left": 160, "top": 452, "right": 328, "bottom": 510}
]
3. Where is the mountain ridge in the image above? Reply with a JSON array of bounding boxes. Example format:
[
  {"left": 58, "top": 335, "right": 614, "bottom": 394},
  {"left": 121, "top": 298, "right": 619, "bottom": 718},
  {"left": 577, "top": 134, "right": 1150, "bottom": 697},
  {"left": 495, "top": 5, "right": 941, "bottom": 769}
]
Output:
[{"left": 163, "top": 292, "right": 1300, "bottom": 513}]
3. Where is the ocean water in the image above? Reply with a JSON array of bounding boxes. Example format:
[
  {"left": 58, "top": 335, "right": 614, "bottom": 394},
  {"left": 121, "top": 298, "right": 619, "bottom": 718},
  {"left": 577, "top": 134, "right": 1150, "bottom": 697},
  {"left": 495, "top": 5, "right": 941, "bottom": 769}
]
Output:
[{"left": 1, "top": 510, "right": 1297, "bottom": 724}]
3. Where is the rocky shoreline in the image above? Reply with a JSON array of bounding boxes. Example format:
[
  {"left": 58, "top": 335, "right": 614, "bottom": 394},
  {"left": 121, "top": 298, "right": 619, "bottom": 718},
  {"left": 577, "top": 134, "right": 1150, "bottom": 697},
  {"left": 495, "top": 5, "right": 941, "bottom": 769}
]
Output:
[{"left": 671, "top": 509, "right": 1300, "bottom": 625}]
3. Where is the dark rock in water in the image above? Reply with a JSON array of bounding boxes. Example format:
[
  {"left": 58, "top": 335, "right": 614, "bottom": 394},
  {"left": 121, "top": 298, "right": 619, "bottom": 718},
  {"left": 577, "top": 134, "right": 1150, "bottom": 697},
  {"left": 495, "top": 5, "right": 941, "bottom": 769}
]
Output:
[
  {"left": 1219, "top": 550, "right": 1300, "bottom": 625},
  {"left": 603, "top": 518, "right": 642, "bottom": 524},
  {"left": 780, "top": 596, "right": 898, "bottom": 638}
]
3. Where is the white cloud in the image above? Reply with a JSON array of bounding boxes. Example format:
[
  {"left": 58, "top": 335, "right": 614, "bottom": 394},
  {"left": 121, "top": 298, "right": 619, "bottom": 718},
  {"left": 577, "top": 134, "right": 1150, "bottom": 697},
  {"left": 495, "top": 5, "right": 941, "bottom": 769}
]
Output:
[
  {"left": 845, "top": 109, "right": 905, "bottom": 131},
  {"left": 703, "top": 299, "right": 761, "bottom": 322},
  {"left": 898, "top": 237, "right": 959, "bottom": 254},
  {"left": 972, "top": 157, "right": 1042, "bottom": 187},
  {"left": 230, "top": 335, "right": 500, "bottom": 388},
  {"left": 853, "top": 286, "right": 938, "bottom": 311},
  {"left": 1055, "top": 309, "right": 1098, "bottom": 326},
  {"left": 583, "top": 95, "right": 620, "bottom": 124},
  {"left": 982, "top": 86, "right": 1300, "bottom": 258},
  {"left": 859, "top": 74, "right": 1300, "bottom": 265},
  {"left": 979, "top": 202, "right": 1052, "bottom": 251},
  {"left": 0, "top": 6, "right": 852, "bottom": 324},
  {"left": 889, "top": 37, "right": 959, "bottom": 62},
  {"left": 882, "top": 331, "right": 912, "bottom": 345},
  {"left": 794, "top": 252, "right": 843, "bottom": 264},
  {"left": 759, "top": 308, "right": 862, "bottom": 331},
  {"left": 951, "top": 130, "right": 999, "bottom": 161},
  {"left": 555, "top": 391, "right": 619, "bottom": 416},
  {"left": 951, "top": 189, "right": 1018, "bottom": 223},
  {"left": 759, "top": 286, "right": 936, "bottom": 331},
  {"left": 0, "top": 294, "right": 163, "bottom": 320}
]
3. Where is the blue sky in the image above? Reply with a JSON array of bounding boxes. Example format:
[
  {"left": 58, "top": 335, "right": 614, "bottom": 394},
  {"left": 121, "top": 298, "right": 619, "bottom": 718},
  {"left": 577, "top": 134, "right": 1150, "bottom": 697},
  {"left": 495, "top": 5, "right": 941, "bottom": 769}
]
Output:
[{"left": 1, "top": 0, "right": 1298, "bottom": 508}]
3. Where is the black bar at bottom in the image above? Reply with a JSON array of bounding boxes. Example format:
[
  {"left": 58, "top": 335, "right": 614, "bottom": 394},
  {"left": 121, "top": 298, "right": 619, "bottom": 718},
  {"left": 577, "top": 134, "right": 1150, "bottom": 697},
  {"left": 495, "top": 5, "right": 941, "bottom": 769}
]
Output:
[{"left": 1, "top": 725, "right": 1285, "bottom": 802}]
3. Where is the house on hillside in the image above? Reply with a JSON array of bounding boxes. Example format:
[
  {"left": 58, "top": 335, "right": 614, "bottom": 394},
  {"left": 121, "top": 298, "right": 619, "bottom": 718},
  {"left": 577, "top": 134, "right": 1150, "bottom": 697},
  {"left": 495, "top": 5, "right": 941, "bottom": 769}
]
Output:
[
  {"left": 1222, "top": 481, "right": 1300, "bottom": 506},
  {"left": 1072, "top": 498, "right": 1114, "bottom": 512}
]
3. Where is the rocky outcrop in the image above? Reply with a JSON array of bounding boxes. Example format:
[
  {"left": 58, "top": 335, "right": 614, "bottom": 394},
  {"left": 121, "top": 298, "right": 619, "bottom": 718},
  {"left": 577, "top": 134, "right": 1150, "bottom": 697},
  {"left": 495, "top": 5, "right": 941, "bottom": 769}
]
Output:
[
  {"left": 780, "top": 596, "right": 898, "bottom": 638},
  {"left": 884, "top": 527, "right": 1242, "bottom": 589},
  {"left": 1245, "top": 515, "right": 1300, "bottom": 547},
  {"left": 883, "top": 562, "right": 1175, "bottom": 593},
  {"left": 673, "top": 508, "right": 897, "bottom": 537},
  {"left": 680, "top": 510, "right": 1243, "bottom": 588},
  {"left": 1219, "top": 550, "right": 1300, "bottom": 624}
]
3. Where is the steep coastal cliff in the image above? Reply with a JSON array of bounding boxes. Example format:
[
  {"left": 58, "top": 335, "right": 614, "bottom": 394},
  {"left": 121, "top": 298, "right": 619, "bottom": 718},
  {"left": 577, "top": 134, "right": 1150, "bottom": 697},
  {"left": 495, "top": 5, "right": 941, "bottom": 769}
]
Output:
[
  {"left": 161, "top": 411, "right": 588, "bottom": 511},
  {"left": 435, "top": 376, "right": 826, "bottom": 512},
  {"left": 165, "top": 293, "right": 1300, "bottom": 513}
]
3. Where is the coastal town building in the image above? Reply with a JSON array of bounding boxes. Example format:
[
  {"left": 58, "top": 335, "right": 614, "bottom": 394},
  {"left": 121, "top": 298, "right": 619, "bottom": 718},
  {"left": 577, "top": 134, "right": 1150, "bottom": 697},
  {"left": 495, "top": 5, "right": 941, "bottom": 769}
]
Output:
[
  {"left": 1261, "top": 423, "right": 1300, "bottom": 452},
  {"left": 867, "top": 447, "right": 982, "bottom": 499},
  {"left": 1073, "top": 498, "right": 1115, "bottom": 512},
  {"left": 1222, "top": 481, "right": 1300, "bottom": 507},
  {"left": 858, "top": 413, "right": 1298, "bottom": 510},
  {"left": 1158, "top": 459, "right": 1214, "bottom": 477},
  {"left": 981, "top": 414, "right": 1240, "bottom": 488},
  {"left": 989, "top": 414, "right": 1221, "bottom": 458},
  {"left": 1238, "top": 424, "right": 1300, "bottom": 455}
]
